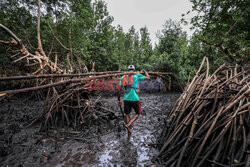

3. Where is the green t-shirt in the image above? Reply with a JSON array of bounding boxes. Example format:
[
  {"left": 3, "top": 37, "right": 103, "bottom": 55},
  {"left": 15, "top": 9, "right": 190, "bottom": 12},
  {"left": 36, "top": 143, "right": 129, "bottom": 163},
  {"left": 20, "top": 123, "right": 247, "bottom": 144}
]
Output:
[{"left": 119, "top": 73, "right": 145, "bottom": 101}]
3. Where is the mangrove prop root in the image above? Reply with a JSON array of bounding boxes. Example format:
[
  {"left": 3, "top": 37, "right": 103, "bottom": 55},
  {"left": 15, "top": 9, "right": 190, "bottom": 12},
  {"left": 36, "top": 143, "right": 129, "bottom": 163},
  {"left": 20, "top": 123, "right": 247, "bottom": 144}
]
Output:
[{"left": 157, "top": 57, "right": 249, "bottom": 166}]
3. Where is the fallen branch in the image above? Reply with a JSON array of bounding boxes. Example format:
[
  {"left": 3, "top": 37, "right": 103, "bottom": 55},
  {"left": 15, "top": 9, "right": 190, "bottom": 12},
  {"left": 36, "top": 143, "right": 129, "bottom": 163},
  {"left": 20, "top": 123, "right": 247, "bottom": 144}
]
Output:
[
  {"left": 0, "top": 71, "right": 173, "bottom": 95},
  {"left": 0, "top": 71, "right": 172, "bottom": 81}
]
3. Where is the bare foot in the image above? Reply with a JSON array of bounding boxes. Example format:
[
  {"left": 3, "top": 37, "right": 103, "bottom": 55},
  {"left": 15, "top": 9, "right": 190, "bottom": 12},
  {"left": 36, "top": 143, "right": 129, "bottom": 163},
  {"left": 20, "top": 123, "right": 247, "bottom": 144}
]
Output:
[{"left": 127, "top": 128, "right": 132, "bottom": 137}]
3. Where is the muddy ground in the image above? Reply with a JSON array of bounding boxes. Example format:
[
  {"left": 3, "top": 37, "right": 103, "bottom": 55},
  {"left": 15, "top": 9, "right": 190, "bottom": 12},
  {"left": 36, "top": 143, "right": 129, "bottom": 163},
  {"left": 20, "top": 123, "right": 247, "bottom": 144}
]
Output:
[{"left": 0, "top": 92, "right": 180, "bottom": 167}]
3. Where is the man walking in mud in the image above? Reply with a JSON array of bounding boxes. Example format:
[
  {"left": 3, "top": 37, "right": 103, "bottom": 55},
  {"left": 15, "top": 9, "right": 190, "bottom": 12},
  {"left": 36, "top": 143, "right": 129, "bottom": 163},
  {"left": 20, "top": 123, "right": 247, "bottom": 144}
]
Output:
[{"left": 118, "top": 65, "right": 150, "bottom": 136}]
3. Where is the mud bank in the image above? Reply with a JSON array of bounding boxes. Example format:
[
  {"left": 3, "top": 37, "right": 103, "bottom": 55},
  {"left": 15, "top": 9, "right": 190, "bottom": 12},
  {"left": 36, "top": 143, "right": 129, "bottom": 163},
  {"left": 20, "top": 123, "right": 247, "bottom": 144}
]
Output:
[{"left": 0, "top": 92, "right": 179, "bottom": 167}]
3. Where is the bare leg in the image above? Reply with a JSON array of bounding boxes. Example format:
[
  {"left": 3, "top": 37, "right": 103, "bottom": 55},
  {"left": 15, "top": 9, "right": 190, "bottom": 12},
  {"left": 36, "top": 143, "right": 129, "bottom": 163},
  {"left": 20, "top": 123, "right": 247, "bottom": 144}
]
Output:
[
  {"left": 126, "top": 114, "right": 139, "bottom": 128},
  {"left": 125, "top": 114, "right": 130, "bottom": 124},
  {"left": 125, "top": 114, "right": 132, "bottom": 136}
]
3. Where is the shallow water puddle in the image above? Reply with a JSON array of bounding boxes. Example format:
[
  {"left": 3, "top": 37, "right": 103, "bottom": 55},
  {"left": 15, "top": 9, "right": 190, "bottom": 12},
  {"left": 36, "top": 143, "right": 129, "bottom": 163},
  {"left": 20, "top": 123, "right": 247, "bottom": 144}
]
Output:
[{"left": 47, "top": 118, "right": 157, "bottom": 166}]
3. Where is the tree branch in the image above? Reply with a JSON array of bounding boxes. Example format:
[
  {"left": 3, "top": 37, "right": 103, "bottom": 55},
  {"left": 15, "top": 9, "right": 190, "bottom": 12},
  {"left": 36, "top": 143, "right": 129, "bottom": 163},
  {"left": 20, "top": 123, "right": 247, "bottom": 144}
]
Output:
[
  {"left": 0, "top": 24, "right": 22, "bottom": 45},
  {"left": 47, "top": 20, "right": 70, "bottom": 51},
  {"left": 198, "top": 37, "right": 234, "bottom": 62}
]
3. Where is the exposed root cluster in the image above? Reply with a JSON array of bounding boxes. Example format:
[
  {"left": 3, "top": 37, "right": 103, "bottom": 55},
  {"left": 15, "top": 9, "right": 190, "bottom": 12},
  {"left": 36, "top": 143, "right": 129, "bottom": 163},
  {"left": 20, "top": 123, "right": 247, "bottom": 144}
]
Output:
[
  {"left": 0, "top": 24, "right": 62, "bottom": 74},
  {"left": 43, "top": 83, "right": 114, "bottom": 128},
  {"left": 157, "top": 57, "right": 249, "bottom": 167}
]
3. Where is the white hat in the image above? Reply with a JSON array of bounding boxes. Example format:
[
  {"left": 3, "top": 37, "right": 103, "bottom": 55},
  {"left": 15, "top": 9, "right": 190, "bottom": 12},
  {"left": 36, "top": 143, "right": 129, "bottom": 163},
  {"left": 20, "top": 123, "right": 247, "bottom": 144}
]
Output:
[{"left": 128, "top": 65, "right": 135, "bottom": 70}]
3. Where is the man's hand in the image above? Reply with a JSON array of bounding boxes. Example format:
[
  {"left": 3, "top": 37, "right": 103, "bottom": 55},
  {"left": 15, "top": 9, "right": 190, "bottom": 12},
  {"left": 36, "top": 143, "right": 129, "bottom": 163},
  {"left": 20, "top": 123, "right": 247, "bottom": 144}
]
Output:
[
  {"left": 118, "top": 100, "right": 122, "bottom": 107},
  {"left": 141, "top": 69, "right": 150, "bottom": 79}
]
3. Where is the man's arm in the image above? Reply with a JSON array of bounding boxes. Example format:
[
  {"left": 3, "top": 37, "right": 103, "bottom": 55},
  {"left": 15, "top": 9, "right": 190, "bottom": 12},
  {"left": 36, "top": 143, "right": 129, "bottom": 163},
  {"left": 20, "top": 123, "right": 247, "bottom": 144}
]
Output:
[{"left": 142, "top": 69, "right": 150, "bottom": 79}]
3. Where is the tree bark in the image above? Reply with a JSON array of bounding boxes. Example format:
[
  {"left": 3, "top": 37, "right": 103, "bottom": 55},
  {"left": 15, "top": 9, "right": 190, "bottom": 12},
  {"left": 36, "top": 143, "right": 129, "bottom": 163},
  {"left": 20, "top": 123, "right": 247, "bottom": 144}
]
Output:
[{"left": 37, "top": 0, "right": 46, "bottom": 57}]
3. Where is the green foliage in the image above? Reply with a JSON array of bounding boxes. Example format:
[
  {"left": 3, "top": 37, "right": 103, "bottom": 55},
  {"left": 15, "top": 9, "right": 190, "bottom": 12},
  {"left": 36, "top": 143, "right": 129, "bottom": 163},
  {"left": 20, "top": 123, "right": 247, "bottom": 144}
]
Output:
[
  {"left": 186, "top": 0, "right": 249, "bottom": 64},
  {"left": 0, "top": 0, "right": 248, "bottom": 87},
  {"left": 152, "top": 19, "right": 195, "bottom": 84}
]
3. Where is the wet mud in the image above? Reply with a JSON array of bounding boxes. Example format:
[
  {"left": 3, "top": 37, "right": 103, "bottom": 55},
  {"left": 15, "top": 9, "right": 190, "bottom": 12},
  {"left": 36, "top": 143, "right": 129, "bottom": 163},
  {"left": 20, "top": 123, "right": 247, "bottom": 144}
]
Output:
[{"left": 0, "top": 92, "right": 179, "bottom": 167}]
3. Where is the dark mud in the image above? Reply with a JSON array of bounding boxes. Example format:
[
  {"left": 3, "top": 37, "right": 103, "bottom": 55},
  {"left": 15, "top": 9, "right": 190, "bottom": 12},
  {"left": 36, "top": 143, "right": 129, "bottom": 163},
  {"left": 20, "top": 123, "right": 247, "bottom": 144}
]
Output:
[{"left": 0, "top": 92, "right": 179, "bottom": 167}]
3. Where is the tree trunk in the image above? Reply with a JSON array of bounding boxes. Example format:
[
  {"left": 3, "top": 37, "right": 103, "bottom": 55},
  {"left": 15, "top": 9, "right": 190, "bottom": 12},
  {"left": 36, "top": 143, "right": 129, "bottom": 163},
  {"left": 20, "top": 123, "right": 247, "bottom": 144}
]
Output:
[{"left": 37, "top": 0, "right": 46, "bottom": 57}]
